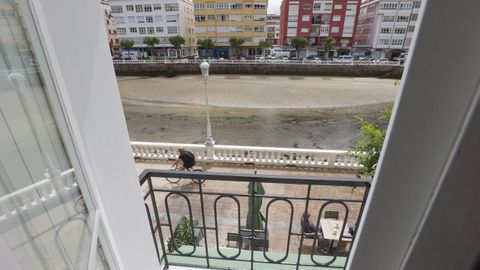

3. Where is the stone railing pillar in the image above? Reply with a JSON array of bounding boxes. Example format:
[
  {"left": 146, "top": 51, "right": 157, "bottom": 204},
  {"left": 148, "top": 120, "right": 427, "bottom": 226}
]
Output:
[{"left": 206, "top": 144, "right": 215, "bottom": 161}]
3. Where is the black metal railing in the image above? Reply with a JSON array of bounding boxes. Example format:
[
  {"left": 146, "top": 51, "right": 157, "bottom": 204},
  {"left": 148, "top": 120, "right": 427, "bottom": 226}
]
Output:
[{"left": 139, "top": 169, "right": 370, "bottom": 270}]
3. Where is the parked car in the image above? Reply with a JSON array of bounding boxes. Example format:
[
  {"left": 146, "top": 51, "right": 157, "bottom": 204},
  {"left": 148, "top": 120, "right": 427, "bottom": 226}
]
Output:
[
  {"left": 319, "top": 56, "right": 333, "bottom": 61},
  {"left": 394, "top": 53, "right": 408, "bottom": 64},
  {"left": 305, "top": 55, "right": 319, "bottom": 61},
  {"left": 335, "top": 55, "right": 354, "bottom": 62},
  {"left": 254, "top": 56, "right": 265, "bottom": 61},
  {"left": 359, "top": 57, "right": 375, "bottom": 61}
]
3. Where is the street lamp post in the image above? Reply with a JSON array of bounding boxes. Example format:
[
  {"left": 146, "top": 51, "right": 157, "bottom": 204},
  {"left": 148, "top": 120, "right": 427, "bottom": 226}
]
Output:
[{"left": 200, "top": 61, "right": 215, "bottom": 146}]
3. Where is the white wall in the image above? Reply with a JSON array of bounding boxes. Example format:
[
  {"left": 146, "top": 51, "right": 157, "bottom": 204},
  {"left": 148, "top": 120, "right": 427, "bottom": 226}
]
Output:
[
  {"left": 30, "top": 0, "right": 159, "bottom": 269},
  {"left": 348, "top": 0, "right": 480, "bottom": 269}
]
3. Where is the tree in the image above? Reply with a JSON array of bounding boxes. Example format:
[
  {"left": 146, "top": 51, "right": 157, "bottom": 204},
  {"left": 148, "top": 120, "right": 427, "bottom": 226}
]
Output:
[
  {"left": 168, "top": 35, "right": 186, "bottom": 58},
  {"left": 143, "top": 37, "right": 159, "bottom": 58},
  {"left": 120, "top": 39, "right": 134, "bottom": 59},
  {"left": 258, "top": 41, "right": 273, "bottom": 57},
  {"left": 352, "top": 107, "right": 392, "bottom": 177},
  {"left": 197, "top": 38, "right": 215, "bottom": 58},
  {"left": 291, "top": 36, "right": 308, "bottom": 59},
  {"left": 323, "top": 37, "right": 335, "bottom": 58},
  {"left": 229, "top": 36, "right": 245, "bottom": 59}
]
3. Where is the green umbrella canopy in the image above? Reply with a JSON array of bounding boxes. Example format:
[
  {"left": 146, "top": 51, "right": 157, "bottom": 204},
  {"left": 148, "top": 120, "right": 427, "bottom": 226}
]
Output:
[{"left": 246, "top": 182, "right": 265, "bottom": 230}]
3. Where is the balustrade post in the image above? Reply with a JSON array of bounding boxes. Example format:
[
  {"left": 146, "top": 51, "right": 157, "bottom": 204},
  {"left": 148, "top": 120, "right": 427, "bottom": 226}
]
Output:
[
  {"left": 206, "top": 144, "right": 215, "bottom": 161},
  {"left": 327, "top": 153, "right": 336, "bottom": 168}
]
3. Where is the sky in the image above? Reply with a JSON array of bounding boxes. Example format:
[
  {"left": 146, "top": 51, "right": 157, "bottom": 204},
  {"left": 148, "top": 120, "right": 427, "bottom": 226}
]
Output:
[{"left": 268, "top": 0, "right": 282, "bottom": 15}]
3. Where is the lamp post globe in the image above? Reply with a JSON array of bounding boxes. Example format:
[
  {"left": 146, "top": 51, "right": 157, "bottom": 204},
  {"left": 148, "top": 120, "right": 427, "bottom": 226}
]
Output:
[
  {"left": 200, "top": 61, "right": 210, "bottom": 79},
  {"left": 200, "top": 61, "right": 215, "bottom": 146}
]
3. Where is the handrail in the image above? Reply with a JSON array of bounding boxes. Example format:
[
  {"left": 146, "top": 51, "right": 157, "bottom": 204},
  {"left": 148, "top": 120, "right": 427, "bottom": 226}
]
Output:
[{"left": 139, "top": 169, "right": 370, "bottom": 187}]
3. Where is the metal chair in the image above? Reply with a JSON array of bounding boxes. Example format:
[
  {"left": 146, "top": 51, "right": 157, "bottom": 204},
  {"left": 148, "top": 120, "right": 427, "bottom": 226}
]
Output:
[{"left": 324, "top": 211, "right": 339, "bottom": 220}]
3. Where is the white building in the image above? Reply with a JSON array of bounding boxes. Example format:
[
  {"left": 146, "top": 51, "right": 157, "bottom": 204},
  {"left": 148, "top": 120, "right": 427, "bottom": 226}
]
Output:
[
  {"left": 110, "top": 0, "right": 197, "bottom": 58},
  {"left": 354, "top": 0, "right": 422, "bottom": 59}
]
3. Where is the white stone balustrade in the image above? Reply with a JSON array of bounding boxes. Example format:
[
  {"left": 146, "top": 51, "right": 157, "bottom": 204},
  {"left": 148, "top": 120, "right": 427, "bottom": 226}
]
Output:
[
  {"left": 0, "top": 168, "right": 77, "bottom": 221},
  {"left": 131, "top": 141, "right": 362, "bottom": 170}
]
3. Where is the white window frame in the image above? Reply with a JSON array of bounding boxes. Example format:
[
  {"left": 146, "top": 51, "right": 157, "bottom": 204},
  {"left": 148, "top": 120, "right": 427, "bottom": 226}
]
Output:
[
  {"left": 349, "top": 1, "right": 480, "bottom": 269},
  {"left": 16, "top": 1, "right": 160, "bottom": 269}
]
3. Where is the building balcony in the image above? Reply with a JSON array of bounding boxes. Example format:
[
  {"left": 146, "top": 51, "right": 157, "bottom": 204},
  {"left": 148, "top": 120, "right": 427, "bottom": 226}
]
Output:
[{"left": 140, "top": 167, "right": 370, "bottom": 269}]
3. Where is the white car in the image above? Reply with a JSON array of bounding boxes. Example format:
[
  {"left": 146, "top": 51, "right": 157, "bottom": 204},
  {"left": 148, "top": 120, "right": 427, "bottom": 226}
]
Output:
[
  {"left": 254, "top": 56, "right": 265, "bottom": 61},
  {"left": 335, "top": 55, "right": 354, "bottom": 62}
]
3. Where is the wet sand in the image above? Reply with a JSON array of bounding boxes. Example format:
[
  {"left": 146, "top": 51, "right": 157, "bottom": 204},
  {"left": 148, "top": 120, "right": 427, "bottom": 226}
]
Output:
[
  {"left": 119, "top": 75, "right": 396, "bottom": 150},
  {"left": 124, "top": 103, "right": 391, "bottom": 150}
]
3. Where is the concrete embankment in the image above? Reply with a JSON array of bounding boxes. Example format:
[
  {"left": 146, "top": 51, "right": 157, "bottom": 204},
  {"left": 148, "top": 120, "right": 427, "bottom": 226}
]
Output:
[{"left": 114, "top": 63, "right": 403, "bottom": 79}]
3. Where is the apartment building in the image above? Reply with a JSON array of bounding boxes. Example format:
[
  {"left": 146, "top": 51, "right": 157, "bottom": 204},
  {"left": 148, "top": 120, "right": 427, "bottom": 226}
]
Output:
[
  {"left": 279, "top": 0, "right": 361, "bottom": 57},
  {"left": 266, "top": 14, "right": 281, "bottom": 45},
  {"left": 193, "top": 0, "right": 268, "bottom": 58},
  {"left": 354, "top": 0, "right": 422, "bottom": 59},
  {"left": 101, "top": 0, "right": 121, "bottom": 56},
  {"left": 109, "top": 0, "right": 197, "bottom": 58}
]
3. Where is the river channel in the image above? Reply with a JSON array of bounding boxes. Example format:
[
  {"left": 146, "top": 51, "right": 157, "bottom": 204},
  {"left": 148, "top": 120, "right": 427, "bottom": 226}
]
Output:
[{"left": 119, "top": 75, "right": 398, "bottom": 150}]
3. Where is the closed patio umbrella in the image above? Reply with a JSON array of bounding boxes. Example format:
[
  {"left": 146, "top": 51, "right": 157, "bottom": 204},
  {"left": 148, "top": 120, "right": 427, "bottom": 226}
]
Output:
[{"left": 246, "top": 181, "right": 265, "bottom": 230}]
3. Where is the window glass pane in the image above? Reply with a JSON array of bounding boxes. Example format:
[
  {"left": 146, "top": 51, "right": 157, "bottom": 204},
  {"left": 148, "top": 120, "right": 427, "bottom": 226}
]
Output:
[{"left": 0, "top": 1, "right": 111, "bottom": 269}]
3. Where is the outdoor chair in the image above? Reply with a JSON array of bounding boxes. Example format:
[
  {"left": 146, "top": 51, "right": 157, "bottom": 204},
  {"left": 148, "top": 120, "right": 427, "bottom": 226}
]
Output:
[
  {"left": 298, "top": 219, "right": 322, "bottom": 240},
  {"left": 335, "top": 240, "right": 351, "bottom": 255},
  {"left": 226, "top": 233, "right": 242, "bottom": 248},
  {"left": 324, "top": 211, "right": 339, "bottom": 220}
]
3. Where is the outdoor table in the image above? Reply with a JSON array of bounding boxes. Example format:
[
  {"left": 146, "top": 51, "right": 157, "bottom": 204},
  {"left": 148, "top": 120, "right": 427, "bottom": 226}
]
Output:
[
  {"left": 320, "top": 219, "right": 352, "bottom": 241},
  {"left": 319, "top": 219, "right": 353, "bottom": 254}
]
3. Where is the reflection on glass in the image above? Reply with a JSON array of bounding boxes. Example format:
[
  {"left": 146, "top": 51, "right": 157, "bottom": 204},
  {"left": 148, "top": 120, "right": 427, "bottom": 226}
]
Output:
[{"left": 0, "top": 1, "right": 109, "bottom": 269}]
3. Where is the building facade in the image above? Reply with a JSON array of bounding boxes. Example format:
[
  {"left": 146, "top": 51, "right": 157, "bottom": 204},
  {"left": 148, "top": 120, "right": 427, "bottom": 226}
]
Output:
[
  {"left": 109, "top": 0, "right": 197, "bottom": 58},
  {"left": 354, "top": 0, "right": 422, "bottom": 59},
  {"left": 266, "top": 14, "right": 281, "bottom": 45},
  {"left": 101, "top": 0, "right": 121, "bottom": 56},
  {"left": 279, "top": 0, "right": 361, "bottom": 57},
  {"left": 193, "top": 0, "right": 268, "bottom": 58}
]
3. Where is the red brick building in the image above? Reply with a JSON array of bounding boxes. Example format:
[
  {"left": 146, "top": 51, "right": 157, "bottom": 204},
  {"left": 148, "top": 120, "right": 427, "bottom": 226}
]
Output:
[{"left": 279, "top": 0, "right": 361, "bottom": 56}]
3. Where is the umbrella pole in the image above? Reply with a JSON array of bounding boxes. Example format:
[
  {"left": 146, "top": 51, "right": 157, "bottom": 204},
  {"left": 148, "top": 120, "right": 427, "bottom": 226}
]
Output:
[{"left": 250, "top": 179, "right": 255, "bottom": 270}]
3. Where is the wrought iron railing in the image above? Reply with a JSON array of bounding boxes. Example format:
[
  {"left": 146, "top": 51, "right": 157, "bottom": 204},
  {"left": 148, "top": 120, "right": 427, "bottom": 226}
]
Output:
[{"left": 140, "top": 169, "right": 370, "bottom": 270}]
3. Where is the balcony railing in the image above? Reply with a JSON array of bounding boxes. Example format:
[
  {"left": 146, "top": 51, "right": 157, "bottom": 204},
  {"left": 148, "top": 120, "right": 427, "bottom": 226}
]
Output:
[
  {"left": 131, "top": 142, "right": 361, "bottom": 170},
  {"left": 140, "top": 169, "right": 370, "bottom": 269}
]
